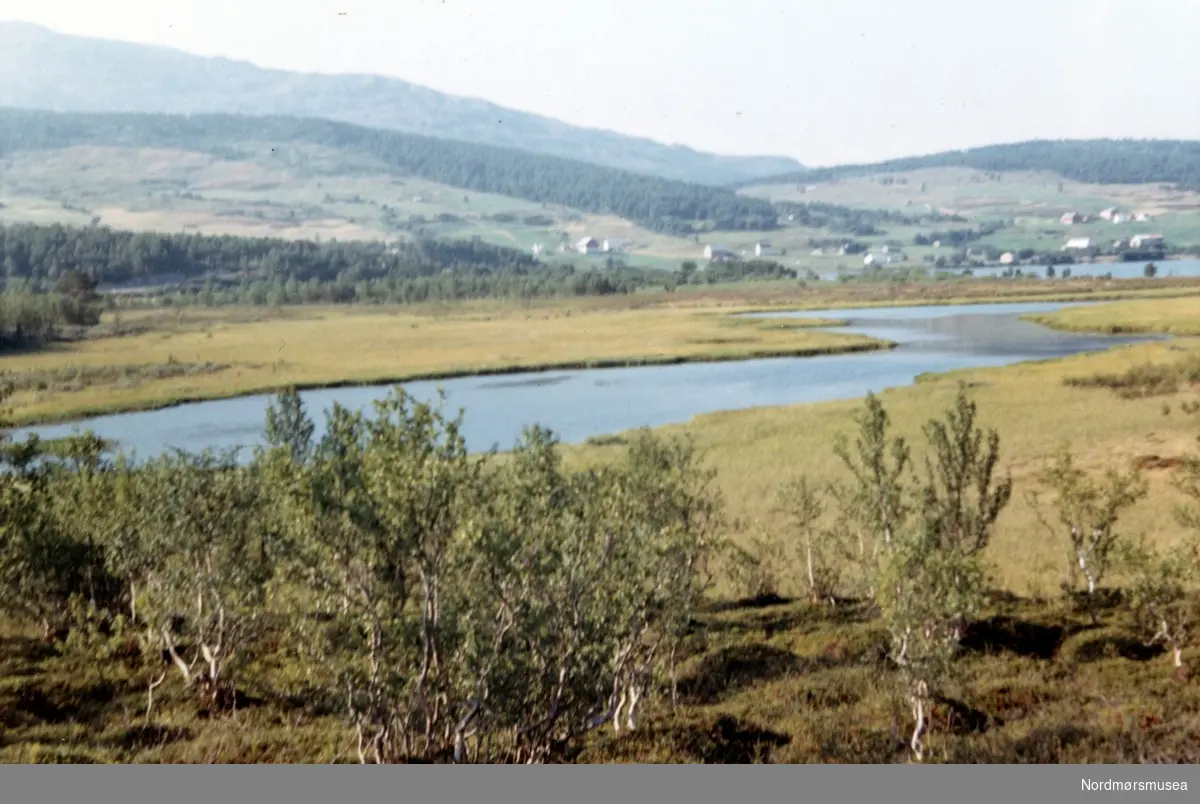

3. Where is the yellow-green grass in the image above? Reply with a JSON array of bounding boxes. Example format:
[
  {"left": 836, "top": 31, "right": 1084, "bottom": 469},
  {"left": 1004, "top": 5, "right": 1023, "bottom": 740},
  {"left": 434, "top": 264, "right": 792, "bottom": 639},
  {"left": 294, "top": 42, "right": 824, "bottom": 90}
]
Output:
[
  {"left": 569, "top": 337, "right": 1200, "bottom": 598},
  {"left": 1027, "top": 296, "right": 1200, "bottom": 337},
  {"left": 6, "top": 275, "right": 1200, "bottom": 425},
  {"left": 0, "top": 305, "right": 880, "bottom": 425}
]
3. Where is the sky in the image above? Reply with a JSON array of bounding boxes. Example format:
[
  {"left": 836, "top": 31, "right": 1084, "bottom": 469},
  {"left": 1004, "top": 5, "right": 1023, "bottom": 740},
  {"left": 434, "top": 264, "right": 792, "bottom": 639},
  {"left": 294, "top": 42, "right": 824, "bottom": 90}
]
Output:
[{"left": 1, "top": 0, "right": 1198, "bottom": 166}]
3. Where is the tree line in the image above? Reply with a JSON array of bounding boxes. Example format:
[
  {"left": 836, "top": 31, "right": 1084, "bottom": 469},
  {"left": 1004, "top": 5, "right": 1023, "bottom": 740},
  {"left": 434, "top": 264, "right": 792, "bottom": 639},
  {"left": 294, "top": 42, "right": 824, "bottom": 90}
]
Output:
[
  {"left": 739, "top": 139, "right": 1200, "bottom": 192},
  {"left": 0, "top": 108, "right": 779, "bottom": 235},
  {"left": 0, "top": 271, "right": 102, "bottom": 350},
  {"left": 1, "top": 381, "right": 1196, "bottom": 762},
  {"left": 0, "top": 222, "right": 670, "bottom": 306}
]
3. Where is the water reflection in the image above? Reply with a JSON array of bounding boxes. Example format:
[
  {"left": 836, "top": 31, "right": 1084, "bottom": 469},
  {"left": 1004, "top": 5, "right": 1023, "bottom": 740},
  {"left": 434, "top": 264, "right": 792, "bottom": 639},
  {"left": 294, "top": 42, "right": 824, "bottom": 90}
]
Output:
[{"left": 15, "top": 302, "right": 1154, "bottom": 459}]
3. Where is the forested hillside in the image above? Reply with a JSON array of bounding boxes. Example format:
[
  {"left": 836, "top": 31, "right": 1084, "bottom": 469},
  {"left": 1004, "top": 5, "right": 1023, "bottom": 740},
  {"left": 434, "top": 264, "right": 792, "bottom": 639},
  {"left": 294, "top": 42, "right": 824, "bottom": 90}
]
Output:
[
  {"left": 0, "top": 222, "right": 674, "bottom": 304},
  {"left": 0, "top": 108, "right": 780, "bottom": 235},
  {"left": 0, "top": 222, "right": 538, "bottom": 286},
  {"left": 0, "top": 22, "right": 803, "bottom": 186},
  {"left": 742, "top": 140, "right": 1200, "bottom": 190}
]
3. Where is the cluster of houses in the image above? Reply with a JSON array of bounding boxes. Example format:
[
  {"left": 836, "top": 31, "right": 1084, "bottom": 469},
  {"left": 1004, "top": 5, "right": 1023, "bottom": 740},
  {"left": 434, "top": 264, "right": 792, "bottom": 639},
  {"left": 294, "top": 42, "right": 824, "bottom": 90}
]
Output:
[
  {"left": 532, "top": 237, "right": 624, "bottom": 258},
  {"left": 704, "top": 241, "right": 773, "bottom": 262},
  {"left": 1059, "top": 233, "right": 1165, "bottom": 252},
  {"left": 1060, "top": 209, "right": 1153, "bottom": 225}
]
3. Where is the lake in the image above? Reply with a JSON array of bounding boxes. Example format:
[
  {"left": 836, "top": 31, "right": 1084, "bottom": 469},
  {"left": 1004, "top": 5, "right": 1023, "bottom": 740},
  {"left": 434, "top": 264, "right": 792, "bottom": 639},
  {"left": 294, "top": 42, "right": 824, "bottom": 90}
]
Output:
[{"left": 13, "top": 301, "right": 1154, "bottom": 458}]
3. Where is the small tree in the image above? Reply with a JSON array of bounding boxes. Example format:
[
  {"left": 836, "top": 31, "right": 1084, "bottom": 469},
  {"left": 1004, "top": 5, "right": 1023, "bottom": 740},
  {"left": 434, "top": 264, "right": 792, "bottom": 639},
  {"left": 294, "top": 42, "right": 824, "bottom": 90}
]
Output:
[
  {"left": 1144, "top": 262, "right": 1158, "bottom": 278},
  {"left": 264, "top": 386, "right": 315, "bottom": 465},
  {"left": 136, "top": 450, "right": 272, "bottom": 708},
  {"left": 1122, "top": 537, "right": 1198, "bottom": 671},
  {"left": 1030, "top": 446, "right": 1147, "bottom": 601},
  {"left": 878, "top": 520, "right": 987, "bottom": 762},
  {"left": 776, "top": 476, "right": 840, "bottom": 603},
  {"left": 831, "top": 392, "right": 911, "bottom": 594},
  {"left": 0, "top": 385, "right": 106, "bottom": 640},
  {"left": 917, "top": 385, "right": 1012, "bottom": 559}
]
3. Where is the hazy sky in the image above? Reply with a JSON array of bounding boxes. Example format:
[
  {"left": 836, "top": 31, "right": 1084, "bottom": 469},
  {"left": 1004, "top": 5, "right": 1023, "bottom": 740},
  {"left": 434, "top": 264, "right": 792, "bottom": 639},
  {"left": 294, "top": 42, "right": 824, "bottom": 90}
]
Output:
[{"left": 2, "top": 0, "right": 1198, "bottom": 166}]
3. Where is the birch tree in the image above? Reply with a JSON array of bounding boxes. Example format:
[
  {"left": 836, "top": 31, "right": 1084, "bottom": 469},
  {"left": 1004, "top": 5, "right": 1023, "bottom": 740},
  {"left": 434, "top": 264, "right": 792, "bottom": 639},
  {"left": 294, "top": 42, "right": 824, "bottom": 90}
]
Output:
[
  {"left": 1030, "top": 446, "right": 1147, "bottom": 601},
  {"left": 878, "top": 521, "right": 987, "bottom": 762},
  {"left": 917, "top": 386, "right": 1012, "bottom": 558},
  {"left": 776, "top": 475, "right": 840, "bottom": 603},
  {"left": 1122, "top": 537, "right": 1198, "bottom": 672},
  {"left": 135, "top": 450, "right": 272, "bottom": 708},
  {"left": 831, "top": 392, "right": 911, "bottom": 596}
]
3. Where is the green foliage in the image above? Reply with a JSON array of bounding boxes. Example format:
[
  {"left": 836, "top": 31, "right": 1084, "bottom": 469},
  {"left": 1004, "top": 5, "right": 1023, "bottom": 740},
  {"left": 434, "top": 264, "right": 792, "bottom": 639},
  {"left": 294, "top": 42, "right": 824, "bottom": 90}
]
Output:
[
  {"left": 1121, "top": 536, "right": 1199, "bottom": 670},
  {"left": 228, "top": 390, "right": 722, "bottom": 762},
  {"left": 0, "top": 289, "right": 73, "bottom": 349},
  {"left": 829, "top": 387, "right": 1010, "bottom": 760},
  {"left": 132, "top": 451, "right": 271, "bottom": 703},
  {"left": 775, "top": 476, "right": 840, "bottom": 603},
  {"left": 877, "top": 520, "right": 988, "bottom": 761},
  {"left": 831, "top": 392, "right": 911, "bottom": 591},
  {"left": 917, "top": 386, "right": 1012, "bottom": 558},
  {"left": 263, "top": 387, "right": 314, "bottom": 465},
  {"left": 0, "top": 221, "right": 665, "bottom": 304},
  {"left": 1030, "top": 446, "right": 1148, "bottom": 599}
]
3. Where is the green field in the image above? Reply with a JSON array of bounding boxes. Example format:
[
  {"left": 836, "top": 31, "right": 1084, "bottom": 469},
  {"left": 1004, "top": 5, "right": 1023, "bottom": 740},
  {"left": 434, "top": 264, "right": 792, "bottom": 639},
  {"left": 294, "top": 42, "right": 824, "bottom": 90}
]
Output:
[
  {"left": 14, "top": 146, "right": 1200, "bottom": 283},
  {"left": 740, "top": 166, "right": 1200, "bottom": 264},
  {"left": 0, "top": 144, "right": 707, "bottom": 268}
]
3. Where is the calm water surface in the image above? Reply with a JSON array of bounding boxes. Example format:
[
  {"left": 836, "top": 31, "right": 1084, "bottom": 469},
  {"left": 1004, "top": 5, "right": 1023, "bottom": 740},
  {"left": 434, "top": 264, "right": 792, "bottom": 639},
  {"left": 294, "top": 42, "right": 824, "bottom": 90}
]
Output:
[{"left": 15, "top": 301, "right": 1155, "bottom": 458}]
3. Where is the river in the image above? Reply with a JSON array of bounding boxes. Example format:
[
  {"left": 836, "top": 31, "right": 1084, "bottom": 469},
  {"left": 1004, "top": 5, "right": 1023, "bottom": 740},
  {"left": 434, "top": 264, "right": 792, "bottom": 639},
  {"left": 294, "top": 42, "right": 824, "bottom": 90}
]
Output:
[{"left": 14, "top": 301, "right": 1154, "bottom": 458}]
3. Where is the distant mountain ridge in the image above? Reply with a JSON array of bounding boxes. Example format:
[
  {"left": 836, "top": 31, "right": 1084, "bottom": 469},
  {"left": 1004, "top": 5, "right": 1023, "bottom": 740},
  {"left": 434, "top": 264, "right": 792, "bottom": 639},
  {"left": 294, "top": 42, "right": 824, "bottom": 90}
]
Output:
[
  {"left": 737, "top": 139, "right": 1200, "bottom": 191},
  {"left": 0, "top": 21, "right": 804, "bottom": 185}
]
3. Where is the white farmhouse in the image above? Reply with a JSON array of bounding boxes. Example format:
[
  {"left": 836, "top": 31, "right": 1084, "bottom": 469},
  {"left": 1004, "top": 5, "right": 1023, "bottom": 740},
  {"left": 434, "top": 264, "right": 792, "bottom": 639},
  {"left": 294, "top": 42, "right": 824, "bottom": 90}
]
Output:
[
  {"left": 1062, "top": 237, "right": 1092, "bottom": 251},
  {"left": 754, "top": 240, "right": 772, "bottom": 257}
]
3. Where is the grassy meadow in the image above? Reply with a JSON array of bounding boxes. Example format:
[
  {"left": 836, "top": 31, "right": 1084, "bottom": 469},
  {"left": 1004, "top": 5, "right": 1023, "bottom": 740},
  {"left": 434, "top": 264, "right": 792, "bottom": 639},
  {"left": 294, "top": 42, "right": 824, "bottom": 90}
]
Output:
[
  {"left": 0, "top": 301, "right": 880, "bottom": 425},
  {"left": 1027, "top": 296, "right": 1200, "bottom": 336}
]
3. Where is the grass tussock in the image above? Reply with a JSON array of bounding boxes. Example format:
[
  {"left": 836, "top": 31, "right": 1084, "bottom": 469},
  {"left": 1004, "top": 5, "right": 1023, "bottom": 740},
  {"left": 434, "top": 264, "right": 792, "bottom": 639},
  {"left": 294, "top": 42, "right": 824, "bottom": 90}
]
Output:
[{"left": 1064, "top": 354, "right": 1200, "bottom": 398}]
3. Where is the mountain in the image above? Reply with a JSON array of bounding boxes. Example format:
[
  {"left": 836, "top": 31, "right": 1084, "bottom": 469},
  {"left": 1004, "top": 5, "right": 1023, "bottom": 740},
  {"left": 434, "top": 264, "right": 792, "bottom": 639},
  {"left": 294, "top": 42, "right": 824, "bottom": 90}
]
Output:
[
  {"left": 0, "top": 22, "right": 803, "bottom": 186},
  {"left": 736, "top": 139, "right": 1200, "bottom": 191},
  {"left": 0, "top": 107, "right": 781, "bottom": 235}
]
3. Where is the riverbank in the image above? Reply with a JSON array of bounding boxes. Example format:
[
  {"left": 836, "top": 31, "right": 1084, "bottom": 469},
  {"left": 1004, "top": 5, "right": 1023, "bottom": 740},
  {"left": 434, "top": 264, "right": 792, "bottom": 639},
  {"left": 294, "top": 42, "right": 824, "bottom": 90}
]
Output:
[
  {"left": 570, "top": 334, "right": 1200, "bottom": 596},
  {"left": 0, "top": 305, "right": 886, "bottom": 426},
  {"left": 8, "top": 277, "right": 1200, "bottom": 427}
]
